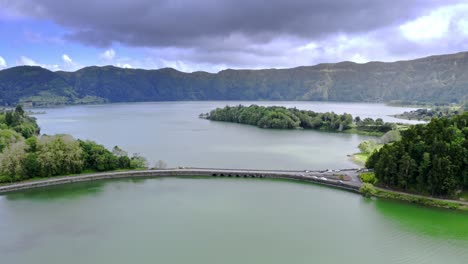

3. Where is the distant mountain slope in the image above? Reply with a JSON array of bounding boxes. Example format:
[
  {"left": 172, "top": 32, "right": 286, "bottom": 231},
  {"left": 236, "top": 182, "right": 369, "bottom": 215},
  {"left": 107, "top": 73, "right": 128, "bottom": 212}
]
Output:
[{"left": 1, "top": 51, "right": 467, "bottom": 106}]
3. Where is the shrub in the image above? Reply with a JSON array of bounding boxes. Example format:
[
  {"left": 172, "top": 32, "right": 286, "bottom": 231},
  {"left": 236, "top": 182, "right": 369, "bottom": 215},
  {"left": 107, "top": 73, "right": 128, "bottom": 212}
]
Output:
[
  {"left": 360, "top": 183, "right": 377, "bottom": 197},
  {"left": 359, "top": 172, "right": 378, "bottom": 184}
]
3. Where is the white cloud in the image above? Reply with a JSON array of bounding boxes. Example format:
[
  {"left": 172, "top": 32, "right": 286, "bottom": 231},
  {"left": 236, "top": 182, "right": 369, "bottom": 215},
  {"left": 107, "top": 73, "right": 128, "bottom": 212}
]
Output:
[
  {"left": 297, "top": 42, "right": 318, "bottom": 52},
  {"left": 457, "top": 18, "right": 468, "bottom": 35},
  {"left": 350, "top": 54, "right": 368, "bottom": 63},
  {"left": 0, "top": 56, "right": 6, "bottom": 69},
  {"left": 400, "top": 4, "right": 468, "bottom": 42},
  {"left": 116, "top": 63, "right": 132, "bottom": 68},
  {"left": 100, "top": 48, "right": 116, "bottom": 60},
  {"left": 18, "top": 55, "right": 39, "bottom": 66},
  {"left": 62, "top": 54, "right": 73, "bottom": 64},
  {"left": 17, "top": 56, "right": 60, "bottom": 71},
  {"left": 61, "top": 54, "right": 81, "bottom": 71}
]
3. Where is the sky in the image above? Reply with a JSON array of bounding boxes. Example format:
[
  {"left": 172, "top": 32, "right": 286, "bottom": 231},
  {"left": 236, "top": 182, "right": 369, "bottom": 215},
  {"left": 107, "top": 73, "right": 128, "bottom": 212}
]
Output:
[{"left": 0, "top": 0, "right": 468, "bottom": 73}]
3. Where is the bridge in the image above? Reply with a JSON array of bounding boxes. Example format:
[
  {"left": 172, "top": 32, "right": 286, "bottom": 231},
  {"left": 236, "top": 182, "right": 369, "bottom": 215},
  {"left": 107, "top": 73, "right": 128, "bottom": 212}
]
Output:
[{"left": 0, "top": 168, "right": 363, "bottom": 194}]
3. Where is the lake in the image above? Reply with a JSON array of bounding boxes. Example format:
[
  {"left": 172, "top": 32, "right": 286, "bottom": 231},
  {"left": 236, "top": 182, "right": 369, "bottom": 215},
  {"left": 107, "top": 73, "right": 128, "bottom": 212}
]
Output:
[
  {"left": 1, "top": 177, "right": 467, "bottom": 264},
  {"left": 3, "top": 101, "right": 464, "bottom": 264},
  {"left": 33, "top": 101, "right": 423, "bottom": 169}
]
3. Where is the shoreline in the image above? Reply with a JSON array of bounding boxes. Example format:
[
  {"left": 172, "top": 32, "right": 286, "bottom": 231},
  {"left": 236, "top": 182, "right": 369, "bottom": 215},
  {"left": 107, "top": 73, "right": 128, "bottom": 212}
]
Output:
[
  {"left": 373, "top": 187, "right": 468, "bottom": 211},
  {"left": 1, "top": 168, "right": 467, "bottom": 211},
  {"left": 24, "top": 100, "right": 417, "bottom": 109}
]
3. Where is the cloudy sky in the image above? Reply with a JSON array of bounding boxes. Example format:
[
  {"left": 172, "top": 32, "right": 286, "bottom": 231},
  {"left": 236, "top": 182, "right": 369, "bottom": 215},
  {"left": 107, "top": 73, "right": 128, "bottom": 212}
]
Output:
[{"left": 0, "top": 0, "right": 468, "bottom": 72}]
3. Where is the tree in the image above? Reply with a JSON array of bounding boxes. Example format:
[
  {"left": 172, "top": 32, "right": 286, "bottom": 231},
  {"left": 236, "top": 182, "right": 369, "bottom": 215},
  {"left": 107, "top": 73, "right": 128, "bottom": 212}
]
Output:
[
  {"left": 24, "top": 153, "right": 40, "bottom": 179},
  {"left": 0, "top": 141, "right": 27, "bottom": 181},
  {"left": 112, "top": 145, "right": 128, "bottom": 157},
  {"left": 360, "top": 183, "right": 377, "bottom": 197},
  {"left": 0, "top": 129, "right": 23, "bottom": 152},
  {"left": 15, "top": 105, "right": 25, "bottom": 116},
  {"left": 155, "top": 160, "right": 167, "bottom": 169},
  {"left": 5, "top": 111, "right": 15, "bottom": 126},
  {"left": 366, "top": 112, "right": 468, "bottom": 197},
  {"left": 36, "top": 135, "right": 84, "bottom": 176},
  {"left": 358, "top": 140, "right": 378, "bottom": 154},
  {"left": 130, "top": 154, "right": 147, "bottom": 169},
  {"left": 379, "top": 130, "right": 401, "bottom": 144}
]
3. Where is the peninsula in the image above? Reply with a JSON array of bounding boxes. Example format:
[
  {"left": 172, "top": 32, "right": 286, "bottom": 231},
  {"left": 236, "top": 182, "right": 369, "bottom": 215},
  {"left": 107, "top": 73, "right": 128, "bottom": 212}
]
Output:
[{"left": 202, "top": 104, "right": 395, "bottom": 135}]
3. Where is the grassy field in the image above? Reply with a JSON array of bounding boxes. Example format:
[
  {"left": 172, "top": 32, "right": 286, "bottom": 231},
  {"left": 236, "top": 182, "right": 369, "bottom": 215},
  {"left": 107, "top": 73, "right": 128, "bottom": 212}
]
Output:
[
  {"left": 343, "top": 128, "right": 385, "bottom": 137},
  {"left": 351, "top": 153, "right": 369, "bottom": 165}
]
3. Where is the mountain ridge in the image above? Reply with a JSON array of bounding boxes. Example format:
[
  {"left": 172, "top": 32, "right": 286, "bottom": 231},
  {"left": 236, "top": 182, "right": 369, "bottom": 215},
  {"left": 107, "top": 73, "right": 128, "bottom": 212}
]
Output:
[{"left": 1, "top": 51, "right": 467, "bottom": 106}]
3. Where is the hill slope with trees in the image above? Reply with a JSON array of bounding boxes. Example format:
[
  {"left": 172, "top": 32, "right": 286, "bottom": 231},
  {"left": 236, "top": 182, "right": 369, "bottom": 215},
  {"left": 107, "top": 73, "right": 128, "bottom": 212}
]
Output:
[
  {"left": 1, "top": 51, "right": 468, "bottom": 106},
  {"left": 366, "top": 112, "right": 468, "bottom": 198}
]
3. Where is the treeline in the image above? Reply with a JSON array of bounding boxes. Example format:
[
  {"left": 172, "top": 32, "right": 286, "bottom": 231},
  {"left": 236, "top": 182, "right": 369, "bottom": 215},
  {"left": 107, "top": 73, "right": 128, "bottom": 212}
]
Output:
[
  {"left": 205, "top": 105, "right": 352, "bottom": 130},
  {"left": 0, "top": 105, "right": 40, "bottom": 142},
  {"left": 204, "top": 105, "right": 394, "bottom": 133},
  {"left": 0, "top": 106, "right": 147, "bottom": 183},
  {"left": 393, "top": 105, "right": 465, "bottom": 121},
  {"left": 354, "top": 117, "right": 395, "bottom": 133},
  {"left": 366, "top": 113, "right": 468, "bottom": 197}
]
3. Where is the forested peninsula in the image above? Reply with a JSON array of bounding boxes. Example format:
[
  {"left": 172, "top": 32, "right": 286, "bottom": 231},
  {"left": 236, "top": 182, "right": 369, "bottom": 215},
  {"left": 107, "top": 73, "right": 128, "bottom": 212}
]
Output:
[
  {"left": 203, "top": 105, "right": 395, "bottom": 135},
  {"left": 365, "top": 112, "right": 468, "bottom": 198},
  {"left": 1, "top": 51, "right": 468, "bottom": 106},
  {"left": 0, "top": 106, "right": 147, "bottom": 183}
]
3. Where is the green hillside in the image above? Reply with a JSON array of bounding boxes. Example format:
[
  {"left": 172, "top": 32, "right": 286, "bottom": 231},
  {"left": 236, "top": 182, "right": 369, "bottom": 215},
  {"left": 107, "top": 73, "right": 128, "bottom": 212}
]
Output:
[{"left": 1, "top": 51, "right": 468, "bottom": 106}]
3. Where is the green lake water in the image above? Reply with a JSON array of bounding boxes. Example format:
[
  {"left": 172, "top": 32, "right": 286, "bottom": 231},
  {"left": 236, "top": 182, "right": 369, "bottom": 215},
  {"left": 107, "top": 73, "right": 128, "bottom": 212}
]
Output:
[{"left": 1, "top": 178, "right": 467, "bottom": 264}]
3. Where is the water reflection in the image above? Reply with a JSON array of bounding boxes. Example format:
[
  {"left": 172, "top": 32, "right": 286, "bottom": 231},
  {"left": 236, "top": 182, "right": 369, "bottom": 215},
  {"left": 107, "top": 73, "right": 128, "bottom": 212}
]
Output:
[{"left": 4, "top": 180, "right": 107, "bottom": 201}]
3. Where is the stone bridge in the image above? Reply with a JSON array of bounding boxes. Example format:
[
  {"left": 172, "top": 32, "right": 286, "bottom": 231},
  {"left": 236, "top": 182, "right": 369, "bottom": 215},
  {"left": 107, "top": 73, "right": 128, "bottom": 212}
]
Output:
[{"left": 0, "top": 168, "right": 363, "bottom": 194}]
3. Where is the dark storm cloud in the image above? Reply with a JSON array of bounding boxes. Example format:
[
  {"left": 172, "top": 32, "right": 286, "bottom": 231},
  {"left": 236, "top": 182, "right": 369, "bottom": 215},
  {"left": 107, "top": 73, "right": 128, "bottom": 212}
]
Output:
[{"left": 0, "top": 0, "right": 456, "bottom": 48}]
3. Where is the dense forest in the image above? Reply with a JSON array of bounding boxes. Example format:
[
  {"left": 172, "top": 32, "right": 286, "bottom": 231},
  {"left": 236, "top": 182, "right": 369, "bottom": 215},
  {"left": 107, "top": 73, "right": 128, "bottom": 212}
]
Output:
[
  {"left": 1, "top": 51, "right": 468, "bottom": 106},
  {"left": 204, "top": 105, "right": 394, "bottom": 133},
  {"left": 366, "top": 112, "right": 468, "bottom": 197},
  {"left": 0, "top": 106, "right": 146, "bottom": 183}
]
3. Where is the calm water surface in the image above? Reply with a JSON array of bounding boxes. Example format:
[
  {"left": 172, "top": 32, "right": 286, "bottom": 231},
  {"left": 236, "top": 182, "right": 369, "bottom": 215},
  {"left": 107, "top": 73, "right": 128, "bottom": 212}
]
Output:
[
  {"left": 1, "top": 178, "right": 467, "bottom": 264},
  {"left": 34, "top": 101, "right": 423, "bottom": 169},
  {"left": 3, "top": 101, "right": 460, "bottom": 264}
]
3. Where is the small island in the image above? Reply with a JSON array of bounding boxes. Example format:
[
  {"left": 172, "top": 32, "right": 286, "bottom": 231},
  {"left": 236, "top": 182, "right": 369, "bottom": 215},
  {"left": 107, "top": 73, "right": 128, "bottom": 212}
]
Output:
[{"left": 202, "top": 104, "right": 396, "bottom": 136}]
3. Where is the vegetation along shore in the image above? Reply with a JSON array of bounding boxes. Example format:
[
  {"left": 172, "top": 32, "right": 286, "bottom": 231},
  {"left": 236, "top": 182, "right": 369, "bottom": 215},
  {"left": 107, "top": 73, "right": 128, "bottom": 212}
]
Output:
[
  {"left": 392, "top": 104, "right": 466, "bottom": 121},
  {"left": 201, "top": 104, "right": 396, "bottom": 136},
  {"left": 363, "top": 112, "right": 467, "bottom": 203},
  {"left": 0, "top": 105, "right": 147, "bottom": 184}
]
